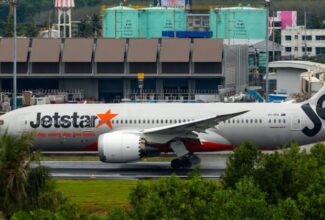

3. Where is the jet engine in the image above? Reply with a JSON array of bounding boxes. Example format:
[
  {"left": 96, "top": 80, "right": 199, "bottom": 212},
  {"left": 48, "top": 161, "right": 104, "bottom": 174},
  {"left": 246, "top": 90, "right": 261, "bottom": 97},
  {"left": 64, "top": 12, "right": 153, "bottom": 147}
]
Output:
[{"left": 98, "top": 131, "right": 160, "bottom": 163}]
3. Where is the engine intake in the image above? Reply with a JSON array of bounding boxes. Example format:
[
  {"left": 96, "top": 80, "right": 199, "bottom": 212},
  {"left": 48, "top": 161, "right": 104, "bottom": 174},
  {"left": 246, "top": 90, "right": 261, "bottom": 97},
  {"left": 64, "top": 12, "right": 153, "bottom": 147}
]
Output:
[
  {"left": 98, "top": 131, "right": 160, "bottom": 163},
  {"left": 98, "top": 131, "right": 141, "bottom": 163}
]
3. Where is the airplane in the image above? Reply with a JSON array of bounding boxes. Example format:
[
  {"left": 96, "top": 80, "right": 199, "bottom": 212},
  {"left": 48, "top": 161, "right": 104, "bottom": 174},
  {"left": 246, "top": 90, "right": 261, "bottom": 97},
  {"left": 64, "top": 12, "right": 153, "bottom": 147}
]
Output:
[{"left": 1, "top": 84, "right": 325, "bottom": 169}]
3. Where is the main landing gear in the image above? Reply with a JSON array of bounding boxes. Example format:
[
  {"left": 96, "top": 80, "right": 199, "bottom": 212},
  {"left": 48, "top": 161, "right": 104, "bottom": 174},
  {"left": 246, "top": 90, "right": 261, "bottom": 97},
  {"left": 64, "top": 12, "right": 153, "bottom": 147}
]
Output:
[
  {"left": 169, "top": 140, "right": 200, "bottom": 169},
  {"left": 171, "top": 153, "right": 200, "bottom": 169}
]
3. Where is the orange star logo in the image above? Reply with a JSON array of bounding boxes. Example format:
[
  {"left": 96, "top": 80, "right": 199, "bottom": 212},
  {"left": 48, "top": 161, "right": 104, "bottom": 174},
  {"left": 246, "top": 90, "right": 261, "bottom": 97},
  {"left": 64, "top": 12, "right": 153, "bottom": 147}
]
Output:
[{"left": 96, "top": 109, "right": 118, "bottom": 129}]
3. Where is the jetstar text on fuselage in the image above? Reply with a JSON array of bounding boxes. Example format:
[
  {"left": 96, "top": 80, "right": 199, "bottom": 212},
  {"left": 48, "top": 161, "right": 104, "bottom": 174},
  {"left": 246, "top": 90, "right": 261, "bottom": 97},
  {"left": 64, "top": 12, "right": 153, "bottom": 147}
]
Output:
[{"left": 30, "top": 112, "right": 98, "bottom": 129}]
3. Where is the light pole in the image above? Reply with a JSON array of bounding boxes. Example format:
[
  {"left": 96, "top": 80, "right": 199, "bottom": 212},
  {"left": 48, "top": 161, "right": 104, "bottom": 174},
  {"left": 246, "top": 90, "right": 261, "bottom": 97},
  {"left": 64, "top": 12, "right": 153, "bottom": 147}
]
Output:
[
  {"left": 11, "top": 0, "right": 18, "bottom": 110},
  {"left": 265, "top": 0, "right": 270, "bottom": 102}
]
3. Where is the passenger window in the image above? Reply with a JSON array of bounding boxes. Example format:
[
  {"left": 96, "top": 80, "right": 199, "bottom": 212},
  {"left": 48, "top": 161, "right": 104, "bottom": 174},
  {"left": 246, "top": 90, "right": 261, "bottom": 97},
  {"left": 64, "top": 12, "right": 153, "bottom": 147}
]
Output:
[
  {"left": 255, "top": 119, "right": 258, "bottom": 123},
  {"left": 183, "top": 119, "right": 186, "bottom": 122},
  {"left": 161, "top": 120, "right": 164, "bottom": 124},
  {"left": 152, "top": 120, "right": 155, "bottom": 124},
  {"left": 129, "top": 120, "right": 132, "bottom": 124},
  {"left": 228, "top": 120, "right": 231, "bottom": 123},
  {"left": 179, "top": 119, "right": 181, "bottom": 123},
  {"left": 241, "top": 119, "right": 244, "bottom": 123},
  {"left": 174, "top": 119, "right": 177, "bottom": 123},
  {"left": 274, "top": 119, "right": 276, "bottom": 123},
  {"left": 143, "top": 120, "right": 146, "bottom": 124},
  {"left": 116, "top": 120, "right": 119, "bottom": 124},
  {"left": 165, "top": 120, "right": 168, "bottom": 124},
  {"left": 298, "top": 119, "right": 300, "bottom": 124},
  {"left": 250, "top": 119, "right": 253, "bottom": 123},
  {"left": 246, "top": 119, "right": 249, "bottom": 123},
  {"left": 232, "top": 119, "right": 235, "bottom": 123},
  {"left": 170, "top": 120, "right": 172, "bottom": 124},
  {"left": 112, "top": 120, "right": 114, "bottom": 124},
  {"left": 147, "top": 120, "right": 150, "bottom": 124},
  {"left": 156, "top": 120, "right": 159, "bottom": 124},
  {"left": 278, "top": 119, "right": 281, "bottom": 123},
  {"left": 0, "top": 120, "right": 3, "bottom": 125},
  {"left": 121, "top": 120, "right": 123, "bottom": 124},
  {"left": 237, "top": 119, "right": 240, "bottom": 123},
  {"left": 269, "top": 119, "right": 271, "bottom": 123},
  {"left": 125, "top": 120, "right": 128, "bottom": 124},
  {"left": 259, "top": 119, "right": 262, "bottom": 123},
  {"left": 134, "top": 120, "right": 136, "bottom": 124},
  {"left": 283, "top": 119, "right": 286, "bottom": 123}
]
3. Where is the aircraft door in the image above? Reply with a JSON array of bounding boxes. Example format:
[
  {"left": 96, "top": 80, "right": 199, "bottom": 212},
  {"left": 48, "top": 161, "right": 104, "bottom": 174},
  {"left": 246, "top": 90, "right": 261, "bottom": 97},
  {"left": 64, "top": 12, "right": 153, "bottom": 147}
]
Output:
[
  {"left": 19, "top": 117, "right": 27, "bottom": 133},
  {"left": 291, "top": 114, "right": 301, "bottom": 130}
]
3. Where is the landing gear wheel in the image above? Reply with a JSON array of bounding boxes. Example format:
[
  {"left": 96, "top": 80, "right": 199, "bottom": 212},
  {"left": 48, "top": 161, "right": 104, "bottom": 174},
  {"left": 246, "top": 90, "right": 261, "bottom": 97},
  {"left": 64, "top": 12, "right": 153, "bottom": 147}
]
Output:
[
  {"left": 171, "top": 158, "right": 182, "bottom": 169},
  {"left": 181, "top": 158, "right": 192, "bottom": 169},
  {"left": 171, "top": 157, "right": 193, "bottom": 169}
]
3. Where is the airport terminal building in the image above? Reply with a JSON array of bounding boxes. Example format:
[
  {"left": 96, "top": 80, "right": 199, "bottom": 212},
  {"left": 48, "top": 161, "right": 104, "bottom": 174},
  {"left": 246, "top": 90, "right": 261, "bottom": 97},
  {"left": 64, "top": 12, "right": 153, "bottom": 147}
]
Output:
[{"left": 0, "top": 38, "right": 248, "bottom": 102}]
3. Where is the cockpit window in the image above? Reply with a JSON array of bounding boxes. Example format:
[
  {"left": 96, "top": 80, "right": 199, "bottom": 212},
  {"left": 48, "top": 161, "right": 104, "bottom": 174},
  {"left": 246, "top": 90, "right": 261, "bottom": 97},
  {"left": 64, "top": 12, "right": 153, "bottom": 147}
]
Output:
[{"left": 0, "top": 120, "right": 3, "bottom": 125}]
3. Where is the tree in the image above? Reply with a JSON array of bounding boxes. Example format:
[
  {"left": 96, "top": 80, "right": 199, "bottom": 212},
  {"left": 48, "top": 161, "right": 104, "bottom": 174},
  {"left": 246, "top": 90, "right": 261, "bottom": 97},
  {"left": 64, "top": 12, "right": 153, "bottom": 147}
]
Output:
[
  {"left": 222, "top": 141, "right": 262, "bottom": 188},
  {"left": 130, "top": 175, "right": 222, "bottom": 220},
  {"left": 0, "top": 132, "right": 34, "bottom": 219},
  {"left": 4, "top": 16, "right": 13, "bottom": 37},
  {"left": 214, "top": 177, "right": 270, "bottom": 220},
  {"left": 0, "top": 132, "right": 62, "bottom": 219},
  {"left": 91, "top": 14, "right": 101, "bottom": 37},
  {"left": 77, "top": 19, "right": 92, "bottom": 38}
]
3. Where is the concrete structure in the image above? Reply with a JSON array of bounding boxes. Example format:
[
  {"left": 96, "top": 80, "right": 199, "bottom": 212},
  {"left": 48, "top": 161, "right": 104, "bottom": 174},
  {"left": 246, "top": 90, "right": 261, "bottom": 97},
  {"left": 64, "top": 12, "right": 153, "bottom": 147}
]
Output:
[
  {"left": 269, "top": 61, "right": 325, "bottom": 95},
  {"left": 282, "top": 27, "right": 325, "bottom": 58},
  {"left": 0, "top": 38, "right": 248, "bottom": 102}
]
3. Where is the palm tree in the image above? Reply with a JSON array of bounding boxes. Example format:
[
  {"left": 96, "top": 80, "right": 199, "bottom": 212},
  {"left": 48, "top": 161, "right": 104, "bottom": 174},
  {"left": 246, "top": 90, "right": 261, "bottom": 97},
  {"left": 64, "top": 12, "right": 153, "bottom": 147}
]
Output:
[{"left": 0, "top": 131, "right": 34, "bottom": 219}]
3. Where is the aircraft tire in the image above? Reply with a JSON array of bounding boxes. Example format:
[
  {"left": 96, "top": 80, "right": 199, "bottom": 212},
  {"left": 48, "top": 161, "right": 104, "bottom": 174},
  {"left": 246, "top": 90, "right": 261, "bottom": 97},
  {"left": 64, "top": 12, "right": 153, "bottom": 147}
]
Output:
[
  {"left": 181, "top": 158, "right": 192, "bottom": 169},
  {"left": 171, "top": 158, "right": 182, "bottom": 169}
]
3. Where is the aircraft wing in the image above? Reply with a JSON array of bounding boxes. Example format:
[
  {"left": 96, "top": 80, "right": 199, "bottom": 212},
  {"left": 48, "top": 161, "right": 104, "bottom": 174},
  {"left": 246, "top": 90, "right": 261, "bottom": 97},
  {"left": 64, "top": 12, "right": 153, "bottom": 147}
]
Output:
[{"left": 142, "top": 110, "right": 249, "bottom": 135}]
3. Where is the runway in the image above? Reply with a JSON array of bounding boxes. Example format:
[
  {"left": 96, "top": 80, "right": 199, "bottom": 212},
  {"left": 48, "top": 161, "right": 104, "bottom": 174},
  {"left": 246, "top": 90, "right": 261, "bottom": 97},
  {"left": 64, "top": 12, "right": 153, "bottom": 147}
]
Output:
[{"left": 41, "top": 159, "right": 227, "bottom": 180}]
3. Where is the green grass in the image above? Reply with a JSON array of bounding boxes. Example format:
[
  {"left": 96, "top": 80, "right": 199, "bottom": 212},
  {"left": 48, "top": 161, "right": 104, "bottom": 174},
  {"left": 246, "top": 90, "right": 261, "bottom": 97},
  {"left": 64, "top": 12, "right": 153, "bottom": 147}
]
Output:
[
  {"left": 41, "top": 155, "right": 99, "bottom": 161},
  {"left": 56, "top": 180, "right": 138, "bottom": 213}
]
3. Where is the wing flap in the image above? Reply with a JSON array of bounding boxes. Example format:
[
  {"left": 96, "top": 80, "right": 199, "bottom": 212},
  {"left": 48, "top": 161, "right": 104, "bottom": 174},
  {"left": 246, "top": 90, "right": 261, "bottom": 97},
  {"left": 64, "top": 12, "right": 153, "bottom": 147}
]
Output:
[{"left": 142, "top": 110, "right": 249, "bottom": 135}]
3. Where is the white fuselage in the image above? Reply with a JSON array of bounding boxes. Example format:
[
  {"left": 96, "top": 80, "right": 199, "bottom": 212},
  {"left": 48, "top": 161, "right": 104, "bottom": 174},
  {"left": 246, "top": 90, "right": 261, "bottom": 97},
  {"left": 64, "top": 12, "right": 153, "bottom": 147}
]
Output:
[{"left": 0, "top": 102, "right": 323, "bottom": 152}]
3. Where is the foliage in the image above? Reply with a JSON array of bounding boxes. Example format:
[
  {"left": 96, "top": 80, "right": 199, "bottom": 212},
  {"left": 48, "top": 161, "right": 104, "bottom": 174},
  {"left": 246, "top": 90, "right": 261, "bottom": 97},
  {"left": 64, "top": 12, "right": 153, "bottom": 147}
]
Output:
[
  {"left": 77, "top": 14, "right": 102, "bottom": 38},
  {"left": 127, "top": 142, "right": 325, "bottom": 220},
  {"left": 222, "top": 142, "right": 325, "bottom": 220},
  {"left": 2, "top": 135, "right": 324, "bottom": 219},
  {"left": 0, "top": 132, "right": 65, "bottom": 219},
  {"left": 130, "top": 174, "right": 275, "bottom": 220},
  {"left": 222, "top": 141, "right": 262, "bottom": 188}
]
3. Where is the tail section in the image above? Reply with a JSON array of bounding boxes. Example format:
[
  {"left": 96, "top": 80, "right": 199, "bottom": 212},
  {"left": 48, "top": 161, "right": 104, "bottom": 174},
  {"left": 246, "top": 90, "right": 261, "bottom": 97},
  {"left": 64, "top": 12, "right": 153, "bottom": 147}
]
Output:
[{"left": 305, "top": 82, "right": 325, "bottom": 106}]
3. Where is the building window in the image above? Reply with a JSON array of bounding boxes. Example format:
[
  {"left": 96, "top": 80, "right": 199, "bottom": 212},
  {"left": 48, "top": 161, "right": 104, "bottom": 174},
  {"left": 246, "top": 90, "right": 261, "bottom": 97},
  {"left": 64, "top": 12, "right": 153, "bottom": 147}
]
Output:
[
  {"left": 302, "top": 35, "right": 312, "bottom": 41},
  {"left": 285, "top": 35, "right": 292, "bottom": 41},
  {"left": 294, "top": 47, "right": 298, "bottom": 51},
  {"left": 285, "top": 47, "right": 292, "bottom": 52},
  {"left": 302, "top": 47, "right": 312, "bottom": 52},
  {"left": 316, "top": 35, "right": 325, "bottom": 40},
  {"left": 294, "top": 35, "right": 298, "bottom": 40},
  {"left": 316, "top": 47, "right": 325, "bottom": 55}
]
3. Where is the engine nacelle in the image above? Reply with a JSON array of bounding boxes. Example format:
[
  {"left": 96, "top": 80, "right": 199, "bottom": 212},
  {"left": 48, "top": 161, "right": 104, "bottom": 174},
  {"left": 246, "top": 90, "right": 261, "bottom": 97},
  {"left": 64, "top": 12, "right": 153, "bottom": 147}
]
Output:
[{"left": 98, "top": 131, "right": 142, "bottom": 163}]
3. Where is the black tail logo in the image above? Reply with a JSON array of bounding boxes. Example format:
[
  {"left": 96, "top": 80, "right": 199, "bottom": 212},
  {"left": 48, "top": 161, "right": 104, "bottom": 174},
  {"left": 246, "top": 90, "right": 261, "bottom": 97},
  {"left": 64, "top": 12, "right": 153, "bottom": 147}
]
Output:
[{"left": 301, "top": 94, "right": 325, "bottom": 137}]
